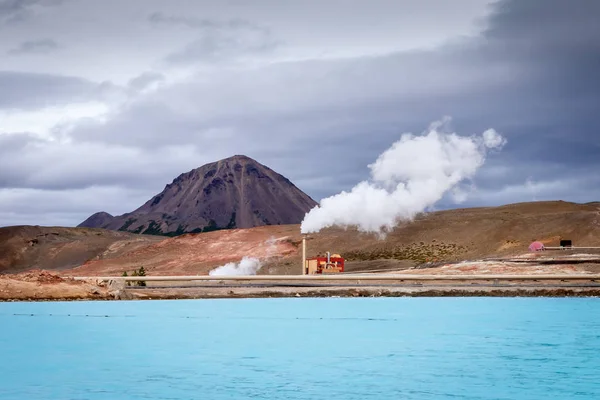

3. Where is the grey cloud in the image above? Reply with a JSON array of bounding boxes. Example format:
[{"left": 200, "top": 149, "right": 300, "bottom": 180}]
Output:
[
  {"left": 127, "top": 71, "right": 165, "bottom": 92},
  {"left": 165, "top": 34, "right": 277, "bottom": 64},
  {"left": 0, "top": 132, "right": 212, "bottom": 192},
  {"left": 0, "top": 0, "right": 64, "bottom": 25},
  {"left": 0, "top": 186, "right": 153, "bottom": 227},
  {"left": 67, "top": 0, "right": 599, "bottom": 204},
  {"left": 0, "top": 0, "right": 39, "bottom": 23},
  {"left": 0, "top": 133, "right": 40, "bottom": 188},
  {"left": 149, "top": 12, "right": 278, "bottom": 64},
  {"left": 3, "top": 0, "right": 600, "bottom": 227},
  {"left": 0, "top": 71, "right": 105, "bottom": 110},
  {"left": 456, "top": 175, "right": 600, "bottom": 209},
  {"left": 148, "top": 12, "right": 262, "bottom": 31},
  {"left": 8, "top": 38, "right": 59, "bottom": 54}
]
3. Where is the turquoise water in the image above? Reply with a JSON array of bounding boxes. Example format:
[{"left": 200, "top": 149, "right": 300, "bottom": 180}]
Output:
[{"left": 0, "top": 298, "right": 599, "bottom": 399}]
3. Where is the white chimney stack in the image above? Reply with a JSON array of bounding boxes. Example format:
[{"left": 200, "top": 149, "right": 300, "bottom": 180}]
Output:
[{"left": 302, "top": 236, "right": 306, "bottom": 275}]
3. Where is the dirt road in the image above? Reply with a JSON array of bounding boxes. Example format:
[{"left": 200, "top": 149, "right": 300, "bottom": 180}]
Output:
[{"left": 2, "top": 269, "right": 600, "bottom": 301}]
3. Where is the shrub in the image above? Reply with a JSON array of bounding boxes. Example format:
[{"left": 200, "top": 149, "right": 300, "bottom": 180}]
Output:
[
  {"left": 122, "top": 271, "right": 131, "bottom": 287},
  {"left": 136, "top": 267, "right": 147, "bottom": 287}
]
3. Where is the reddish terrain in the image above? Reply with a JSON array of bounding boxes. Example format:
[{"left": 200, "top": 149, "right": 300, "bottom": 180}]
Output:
[
  {"left": 2, "top": 200, "right": 600, "bottom": 279},
  {"left": 0, "top": 270, "right": 112, "bottom": 301},
  {"left": 68, "top": 226, "right": 299, "bottom": 276}
]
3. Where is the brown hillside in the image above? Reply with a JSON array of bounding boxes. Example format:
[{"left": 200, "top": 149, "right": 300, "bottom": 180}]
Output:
[
  {"left": 59, "top": 200, "right": 600, "bottom": 277},
  {"left": 78, "top": 155, "right": 317, "bottom": 236},
  {"left": 0, "top": 226, "right": 162, "bottom": 274}
]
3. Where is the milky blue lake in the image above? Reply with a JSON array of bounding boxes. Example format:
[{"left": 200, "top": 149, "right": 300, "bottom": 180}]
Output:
[{"left": 1, "top": 298, "right": 599, "bottom": 399}]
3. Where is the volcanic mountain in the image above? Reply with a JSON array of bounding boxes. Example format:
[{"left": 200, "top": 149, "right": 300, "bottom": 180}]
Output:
[{"left": 78, "top": 155, "right": 318, "bottom": 236}]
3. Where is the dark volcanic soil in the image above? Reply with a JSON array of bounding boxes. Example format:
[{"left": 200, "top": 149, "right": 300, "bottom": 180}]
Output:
[{"left": 79, "top": 155, "right": 318, "bottom": 235}]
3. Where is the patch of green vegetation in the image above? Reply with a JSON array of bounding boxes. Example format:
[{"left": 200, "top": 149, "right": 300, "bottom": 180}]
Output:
[
  {"left": 164, "top": 224, "right": 187, "bottom": 237},
  {"left": 136, "top": 266, "right": 146, "bottom": 286},
  {"left": 252, "top": 210, "right": 270, "bottom": 225},
  {"left": 226, "top": 212, "right": 237, "bottom": 229},
  {"left": 122, "top": 271, "right": 130, "bottom": 287},
  {"left": 202, "top": 219, "right": 219, "bottom": 233},
  {"left": 131, "top": 225, "right": 145, "bottom": 234},
  {"left": 123, "top": 267, "right": 146, "bottom": 286},
  {"left": 150, "top": 194, "right": 164, "bottom": 207},
  {"left": 121, "top": 267, "right": 146, "bottom": 286},
  {"left": 127, "top": 215, "right": 242, "bottom": 238},
  {"left": 143, "top": 220, "right": 164, "bottom": 236},
  {"left": 344, "top": 242, "right": 468, "bottom": 264},
  {"left": 118, "top": 218, "right": 137, "bottom": 232}
]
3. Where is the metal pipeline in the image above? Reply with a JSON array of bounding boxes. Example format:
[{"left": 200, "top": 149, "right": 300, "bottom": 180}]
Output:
[{"left": 75, "top": 274, "right": 600, "bottom": 282}]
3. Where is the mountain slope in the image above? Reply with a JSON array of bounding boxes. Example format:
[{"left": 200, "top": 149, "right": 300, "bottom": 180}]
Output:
[
  {"left": 0, "top": 225, "right": 161, "bottom": 274},
  {"left": 65, "top": 200, "right": 600, "bottom": 277},
  {"left": 4, "top": 201, "right": 600, "bottom": 275},
  {"left": 79, "top": 212, "right": 114, "bottom": 228},
  {"left": 78, "top": 155, "right": 318, "bottom": 236}
]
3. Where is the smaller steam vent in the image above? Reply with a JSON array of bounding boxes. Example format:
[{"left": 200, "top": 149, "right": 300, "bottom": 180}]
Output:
[{"left": 529, "top": 241, "right": 545, "bottom": 252}]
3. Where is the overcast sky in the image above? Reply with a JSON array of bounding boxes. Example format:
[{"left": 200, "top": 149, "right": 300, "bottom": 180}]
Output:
[{"left": 1, "top": 0, "right": 599, "bottom": 227}]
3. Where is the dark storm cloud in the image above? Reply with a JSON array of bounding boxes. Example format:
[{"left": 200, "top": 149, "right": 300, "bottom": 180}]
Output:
[
  {"left": 0, "top": 71, "right": 97, "bottom": 110},
  {"left": 460, "top": 0, "right": 600, "bottom": 194},
  {"left": 286, "top": 0, "right": 600, "bottom": 202},
  {"left": 8, "top": 38, "right": 59, "bottom": 54},
  {"left": 3, "top": 0, "right": 600, "bottom": 227},
  {"left": 66, "top": 0, "right": 600, "bottom": 202}
]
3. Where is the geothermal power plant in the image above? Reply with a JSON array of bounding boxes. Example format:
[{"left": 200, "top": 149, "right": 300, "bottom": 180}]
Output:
[{"left": 301, "top": 236, "right": 345, "bottom": 275}]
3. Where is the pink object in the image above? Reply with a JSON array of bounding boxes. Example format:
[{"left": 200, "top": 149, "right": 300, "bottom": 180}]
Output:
[{"left": 529, "top": 241, "right": 545, "bottom": 252}]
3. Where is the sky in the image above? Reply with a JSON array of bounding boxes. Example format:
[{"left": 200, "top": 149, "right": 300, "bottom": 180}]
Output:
[{"left": 1, "top": 0, "right": 599, "bottom": 227}]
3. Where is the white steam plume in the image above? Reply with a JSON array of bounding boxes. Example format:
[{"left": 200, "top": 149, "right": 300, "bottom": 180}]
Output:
[
  {"left": 209, "top": 256, "right": 262, "bottom": 276},
  {"left": 208, "top": 236, "right": 280, "bottom": 276},
  {"left": 300, "top": 117, "right": 506, "bottom": 234}
]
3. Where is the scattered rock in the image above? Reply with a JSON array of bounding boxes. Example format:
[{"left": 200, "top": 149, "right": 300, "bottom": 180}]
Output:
[
  {"left": 109, "top": 289, "right": 133, "bottom": 300},
  {"left": 107, "top": 279, "right": 125, "bottom": 291},
  {"left": 17, "top": 270, "right": 65, "bottom": 284}
]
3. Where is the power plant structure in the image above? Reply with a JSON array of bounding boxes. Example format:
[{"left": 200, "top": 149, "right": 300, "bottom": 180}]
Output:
[{"left": 301, "top": 236, "right": 345, "bottom": 275}]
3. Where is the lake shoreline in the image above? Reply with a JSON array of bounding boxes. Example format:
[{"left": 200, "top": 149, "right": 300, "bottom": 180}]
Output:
[
  {"left": 2, "top": 270, "right": 599, "bottom": 301},
  {"left": 2, "top": 286, "right": 600, "bottom": 302}
]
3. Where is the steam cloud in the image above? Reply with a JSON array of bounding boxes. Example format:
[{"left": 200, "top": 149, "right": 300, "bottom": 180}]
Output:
[
  {"left": 301, "top": 117, "right": 507, "bottom": 234},
  {"left": 209, "top": 256, "right": 262, "bottom": 276},
  {"left": 208, "top": 236, "right": 279, "bottom": 276}
]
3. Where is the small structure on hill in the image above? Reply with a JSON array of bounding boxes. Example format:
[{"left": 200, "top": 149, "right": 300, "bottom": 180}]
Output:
[
  {"left": 304, "top": 252, "right": 345, "bottom": 274},
  {"left": 301, "top": 236, "right": 344, "bottom": 274},
  {"left": 529, "top": 241, "right": 545, "bottom": 252},
  {"left": 560, "top": 239, "right": 573, "bottom": 248}
]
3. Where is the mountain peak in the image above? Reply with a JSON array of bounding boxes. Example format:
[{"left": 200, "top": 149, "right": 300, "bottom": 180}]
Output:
[
  {"left": 78, "top": 212, "right": 114, "bottom": 229},
  {"left": 78, "top": 155, "right": 317, "bottom": 236}
]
